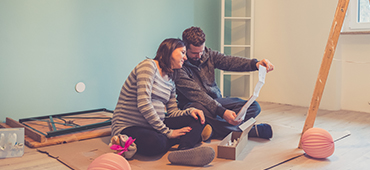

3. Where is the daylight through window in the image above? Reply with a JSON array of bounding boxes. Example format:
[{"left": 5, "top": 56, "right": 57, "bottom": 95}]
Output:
[{"left": 358, "top": 0, "right": 370, "bottom": 22}]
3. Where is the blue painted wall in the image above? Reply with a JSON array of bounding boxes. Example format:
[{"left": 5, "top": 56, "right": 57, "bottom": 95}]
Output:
[
  {"left": 194, "top": 0, "right": 222, "bottom": 89},
  {"left": 0, "top": 0, "right": 221, "bottom": 122}
]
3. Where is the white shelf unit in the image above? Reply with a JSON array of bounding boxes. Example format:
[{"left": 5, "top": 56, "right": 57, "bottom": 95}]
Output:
[{"left": 220, "top": 0, "right": 254, "bottom": 99}]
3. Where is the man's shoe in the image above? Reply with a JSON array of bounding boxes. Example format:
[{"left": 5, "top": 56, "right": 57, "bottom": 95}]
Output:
[
  {"left": 168, "top": 146, "right": 215, "bottom": 166},
  {"left": 248, "top": 123, "right": 273, "bottom": 139}
]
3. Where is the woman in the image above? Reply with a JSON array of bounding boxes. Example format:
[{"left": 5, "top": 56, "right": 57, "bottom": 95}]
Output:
[{"left": 111, "top": 38, "right": 214, "bottom": 166}]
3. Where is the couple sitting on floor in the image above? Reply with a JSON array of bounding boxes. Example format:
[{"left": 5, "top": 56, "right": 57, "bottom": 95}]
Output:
[{"left": 110, "top": 26, "right": 275, "bottom": 166}]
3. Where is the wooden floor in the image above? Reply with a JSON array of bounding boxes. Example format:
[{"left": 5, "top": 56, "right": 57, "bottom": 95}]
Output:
[{"left": 1, "top": 102, "right": 369, "bottom": 170}]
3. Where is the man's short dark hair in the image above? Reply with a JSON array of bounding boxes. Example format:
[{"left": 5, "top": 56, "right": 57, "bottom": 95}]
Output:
[{"left": 182, "top": 26, "right": 206, "bottom": 48}]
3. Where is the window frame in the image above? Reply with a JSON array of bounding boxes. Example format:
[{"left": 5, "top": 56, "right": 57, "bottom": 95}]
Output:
[{"left": 348, "top": 0, "right": 370, "bottom": 30}]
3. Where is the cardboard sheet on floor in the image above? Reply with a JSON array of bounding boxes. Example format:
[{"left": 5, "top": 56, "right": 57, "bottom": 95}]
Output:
[
  {"left": 37, "top": 136, "right": 112, "bottom": 170},
  {"left": 35, "top": 123, "right": 348, "bottom": 170},
  {"left": 209, "top": 124, "right": 305, "bottom": 170},
  {"left": 34, "top": 123, "right": 302, "bottom": 170}
]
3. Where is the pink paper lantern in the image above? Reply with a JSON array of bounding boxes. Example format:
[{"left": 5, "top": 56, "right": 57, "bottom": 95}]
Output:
[
  {"left": 301, "top": 127, "right": 335, "bottom": 159},
  {"left": 88, "top": 153, "right": 131, "bottom": 170}
]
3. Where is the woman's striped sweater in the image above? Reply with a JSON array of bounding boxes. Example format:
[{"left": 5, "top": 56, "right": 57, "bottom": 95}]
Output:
[{"left": 111, "top": 59, "right": 194, "bottom": 138}]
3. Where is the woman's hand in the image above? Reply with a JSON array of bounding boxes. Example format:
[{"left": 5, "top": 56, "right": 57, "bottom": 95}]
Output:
[
  {"left": 190, "top": 109, "right": 205, "bottom": 124},
  {"left": 169, "top": 127, "right": 192, "bottom": 138}
]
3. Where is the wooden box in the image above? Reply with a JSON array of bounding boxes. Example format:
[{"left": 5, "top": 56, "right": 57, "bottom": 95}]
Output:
[{"left": 217, "top": 118, "right": 255, "bottom": 160}]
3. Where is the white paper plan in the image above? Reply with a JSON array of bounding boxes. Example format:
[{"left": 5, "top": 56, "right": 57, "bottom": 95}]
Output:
[{"left": 234, "top": 65, "right": 266, "bottom": 121}]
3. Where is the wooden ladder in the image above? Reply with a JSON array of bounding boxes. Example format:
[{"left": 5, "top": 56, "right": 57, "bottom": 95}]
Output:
[{"left": 298, "top": 0, "right": 350, "bottom": 148}]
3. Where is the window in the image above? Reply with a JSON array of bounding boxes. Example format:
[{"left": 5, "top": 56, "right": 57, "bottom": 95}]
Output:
[
  {"left": 348, "top": 0, "right": 370, "bottom": 30},
  {"left": 358, "top": 0, "right": 370, "bottom": 22}
]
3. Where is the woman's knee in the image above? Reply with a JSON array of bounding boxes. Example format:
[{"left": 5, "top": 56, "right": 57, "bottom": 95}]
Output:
[
  {"left": 250, "top": 101, "right": 261, "bottom": 115},
  {"left": 136, "top": 133, "right": 169, "bottom": 156},
  {"left": 245, "top": 101, "right": 261, "bottom": 119}
]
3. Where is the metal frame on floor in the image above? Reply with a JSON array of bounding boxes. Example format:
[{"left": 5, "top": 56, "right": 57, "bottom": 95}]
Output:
[{"left": 18, "top": 108, "right": 113, "bottom": 138}]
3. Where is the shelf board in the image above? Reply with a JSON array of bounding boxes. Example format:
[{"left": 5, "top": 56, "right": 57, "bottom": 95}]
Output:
[
  {"left": 223, "top": 45, "right": 251, "bottom": 48},
  {"left": 224, "top": 17, "right": 251, "bottom": 20},
  {"left": 222, "top": 72, "right": 252, "bottom": 76}
]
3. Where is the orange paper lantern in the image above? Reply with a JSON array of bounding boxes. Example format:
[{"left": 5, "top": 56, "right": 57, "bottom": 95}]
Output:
[
  {"left": 301, "top": 127, "right": 335, "bottom": 159},
  {"left": 88, "top": 153, "right": 131, "bottom": 170}
]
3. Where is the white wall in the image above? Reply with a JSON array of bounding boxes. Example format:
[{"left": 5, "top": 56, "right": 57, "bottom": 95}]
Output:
[
  {"left": 338, "top": 34, "right": 370, "bottom": 113},
  {"left": 254, "top": 0, "right": 370, "bottom": 113}
]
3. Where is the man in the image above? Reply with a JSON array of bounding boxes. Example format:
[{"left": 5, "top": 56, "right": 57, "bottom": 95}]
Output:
[{"left": 175, "top": 26, "right": 275, "bottom": 140}]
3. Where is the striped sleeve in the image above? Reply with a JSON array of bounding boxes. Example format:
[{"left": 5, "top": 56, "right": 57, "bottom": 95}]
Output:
[
  {"left": 166, "top": 83, "right": 195, "bottom": 117},
  {"left": 136, "top": 60, "right": 172, "bottom": 136}
]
